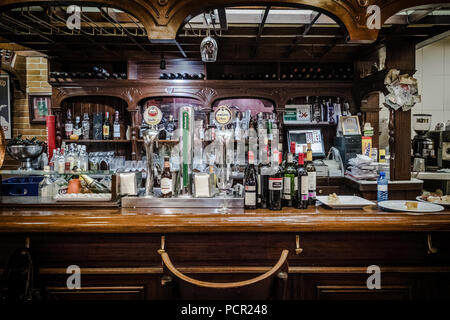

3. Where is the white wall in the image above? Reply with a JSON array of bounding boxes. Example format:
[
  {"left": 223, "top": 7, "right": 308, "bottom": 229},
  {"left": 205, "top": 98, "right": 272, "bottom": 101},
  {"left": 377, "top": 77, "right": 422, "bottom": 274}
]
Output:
[{"left": 414, "top": 36, "right": 450, "bottom": 136}]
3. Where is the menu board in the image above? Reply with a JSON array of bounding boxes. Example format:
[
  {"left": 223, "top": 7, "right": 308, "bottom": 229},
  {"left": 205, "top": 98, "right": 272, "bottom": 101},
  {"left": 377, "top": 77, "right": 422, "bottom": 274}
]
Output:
[{"left": 0, "top": 74, "right": 11, "bottom": 139}]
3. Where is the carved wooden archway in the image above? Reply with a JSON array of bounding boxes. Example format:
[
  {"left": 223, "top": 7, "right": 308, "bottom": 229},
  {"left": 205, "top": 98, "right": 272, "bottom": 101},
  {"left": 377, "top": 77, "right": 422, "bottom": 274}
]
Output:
[{"left": 0, "top": 0, "right": 446, "bottom": 43}]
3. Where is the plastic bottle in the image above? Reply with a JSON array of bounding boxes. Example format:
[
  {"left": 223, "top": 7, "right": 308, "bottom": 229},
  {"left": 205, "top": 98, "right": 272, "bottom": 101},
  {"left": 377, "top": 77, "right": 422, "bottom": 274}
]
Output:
[{"left": 377, "top": 171, "right": 388, "bottom": 203}]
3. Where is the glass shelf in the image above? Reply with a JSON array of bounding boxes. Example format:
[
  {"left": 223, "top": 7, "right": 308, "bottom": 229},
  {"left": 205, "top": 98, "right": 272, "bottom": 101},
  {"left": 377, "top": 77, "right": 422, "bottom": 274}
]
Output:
[{"left": 0, "top": 170, "right": 114, "bottom": 176}]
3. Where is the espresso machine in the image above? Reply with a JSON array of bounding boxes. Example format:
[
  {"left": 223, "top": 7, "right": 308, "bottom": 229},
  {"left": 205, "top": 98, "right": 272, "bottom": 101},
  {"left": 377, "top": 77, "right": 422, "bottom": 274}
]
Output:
[
  {"left": 426, "top": 128, "right": 450, "bottom": 169},
  {"left": 412, "top": 114, "right": 435, "bottom": 171}
]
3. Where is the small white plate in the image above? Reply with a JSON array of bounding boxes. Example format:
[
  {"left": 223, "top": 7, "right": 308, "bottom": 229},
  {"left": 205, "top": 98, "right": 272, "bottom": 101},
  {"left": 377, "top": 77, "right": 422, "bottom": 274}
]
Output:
[
  {"left": 378, "top": 200, "right": 444, "bottom": 213},
  {"left": 416, "top": 196, "right": 450, "bottom": 208},
  {"left": 317, "top": 195, "right": 376, "bottom": 209}
]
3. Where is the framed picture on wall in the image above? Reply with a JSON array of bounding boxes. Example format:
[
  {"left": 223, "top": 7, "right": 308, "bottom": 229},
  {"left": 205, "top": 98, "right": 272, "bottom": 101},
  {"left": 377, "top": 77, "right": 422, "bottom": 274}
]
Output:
[
  {"left": 0, "top": 74, "right": 11, "bottom": 139},
  {"left": 28, "top": 93, "right": 50, "bottom": 124},
  {"left": 340, "top": 115, "right": 361, "bottom": 135}
]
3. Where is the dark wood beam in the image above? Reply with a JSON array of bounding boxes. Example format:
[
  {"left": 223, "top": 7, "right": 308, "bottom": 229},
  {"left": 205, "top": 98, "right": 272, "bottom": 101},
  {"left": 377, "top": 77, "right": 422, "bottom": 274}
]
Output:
[
  {"left": 217, "top": 7, "right": 227, "bottom": 31},
  {"left": 251, "top": 5, "right": 271, "bottom": 58},
  {"left": 286, "top": 12, "right": 322, "bottom": 58}
]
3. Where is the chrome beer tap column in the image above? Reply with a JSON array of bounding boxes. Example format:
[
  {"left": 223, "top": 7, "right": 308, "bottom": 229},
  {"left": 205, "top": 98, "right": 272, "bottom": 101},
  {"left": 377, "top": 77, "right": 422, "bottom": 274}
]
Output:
[
  {"left": 142, "top": 105, "right": 163, "bottom": 197},
  {"left": 143, "top": 127, "right": 159, "bottom": 196},
  {"left": 179, "top": 106, "right": 195, "bottom": 197}
]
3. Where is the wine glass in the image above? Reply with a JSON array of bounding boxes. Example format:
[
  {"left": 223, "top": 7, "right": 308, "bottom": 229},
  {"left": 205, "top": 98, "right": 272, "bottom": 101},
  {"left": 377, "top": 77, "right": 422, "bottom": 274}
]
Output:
[{"left": 216, "top": 164, "right": 233, "bottom": 214}]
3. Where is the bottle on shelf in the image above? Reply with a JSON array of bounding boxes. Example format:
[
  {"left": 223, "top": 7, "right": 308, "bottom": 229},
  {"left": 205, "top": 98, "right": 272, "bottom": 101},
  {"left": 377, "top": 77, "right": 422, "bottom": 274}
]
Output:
[
  {"left": 73, "top": 116, "right": 82, "bottom": 139},
  {"left": 321, "top": 99, "right": 328, "bottom": 123},
  {"left": 113, "top": 110, "right": 121, "bottom": 140},
  {"left": 244, "top": 151, "right": 258, "bottom": 210},
  {"left": 269, "top": 151, "right": 283, "bottom": 211},
  {"left": 65, "top": 109, "right": 73, "bottom": 139},
  {"left": 82, "top": 113, "right": 90, "bottom": 140},
  {"left": 297, "top": 152, "right": 309, "bottom": 209},
  {"left": 160, "top": 156, "right": 173, "bottom": 198},
  {"left": 57, "top": 147, "right": 65, "bottom": 174},
  {"left": 49, "top": 148, "right": 58, "bottom": 171},
  {"left": 305, "top": 143, "right": 317, "bottom": 206},
  {"left": 78, "top": 145, "right": 89, "bottom": 172},
  {"left": 377, "top": 171, "right": 388, "bottom": 203},
  {"left": 39, "top": 166, "right": 54, "bottom": 198},
  {"left": 103, "top": 112, "right": 111, "bottom": 140},
  {"left": 283, "top": 142, "right": 298, "bottom": 208},
  {"left": 166, "top": 115, "right": 176, "bottom": 140},
  {"left": 80, "top": 174, "right": 110, "bottom": 193}
]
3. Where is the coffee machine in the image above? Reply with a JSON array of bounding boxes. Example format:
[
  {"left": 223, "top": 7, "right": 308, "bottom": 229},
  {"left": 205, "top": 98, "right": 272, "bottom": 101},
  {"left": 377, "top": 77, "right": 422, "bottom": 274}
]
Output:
[
  {"left": 412, "top": 114, "right": 435, "bottom": 171},
  {"left": 426, "top": 129, "right": 450, "bottom": 169}
]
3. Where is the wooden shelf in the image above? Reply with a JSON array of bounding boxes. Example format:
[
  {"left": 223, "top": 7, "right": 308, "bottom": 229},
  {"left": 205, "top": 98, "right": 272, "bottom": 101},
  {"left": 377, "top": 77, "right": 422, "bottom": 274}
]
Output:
[
  {"left": 283, "top": 122, "right": 337, "bottom": 127},
  {"left": 136, "top": 139, "right": 178, "bottom": 143},
  {"left": 62, "top": 139, "right": 131, "bottom": 143}
]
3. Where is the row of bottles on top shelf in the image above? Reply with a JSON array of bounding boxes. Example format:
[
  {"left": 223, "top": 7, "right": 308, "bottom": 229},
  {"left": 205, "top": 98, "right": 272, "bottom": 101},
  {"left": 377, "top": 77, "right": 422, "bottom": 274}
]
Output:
[
  {"left": 284, "top": 97, "right": 352, "bottom": 124},
  {"left": 65, "top": 109, "right": 125, "bottom": 140},
  {"left": 50, "top": 66, "right": 126, "bottom": 80},
  {"left": 281, "top": 65, "right": 353, "bottom": 81},
  {"left": 244, "top": 142, "right": 316, "bottom": 211},
  {"left": 159, "top": 73, "right": 206, "bottom": 80}
]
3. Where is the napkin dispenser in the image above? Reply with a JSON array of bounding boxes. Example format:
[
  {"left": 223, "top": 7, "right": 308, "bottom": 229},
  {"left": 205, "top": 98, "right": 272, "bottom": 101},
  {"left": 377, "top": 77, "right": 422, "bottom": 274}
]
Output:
[{"left": 119, "top": 172, "right": 142, "bottom": 196}]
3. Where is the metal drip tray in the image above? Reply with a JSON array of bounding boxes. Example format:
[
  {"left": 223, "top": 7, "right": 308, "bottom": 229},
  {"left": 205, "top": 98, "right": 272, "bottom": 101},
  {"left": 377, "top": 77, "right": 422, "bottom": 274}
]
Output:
[{"left": 122, "top": 196, "right": 244, "bottom": 213}]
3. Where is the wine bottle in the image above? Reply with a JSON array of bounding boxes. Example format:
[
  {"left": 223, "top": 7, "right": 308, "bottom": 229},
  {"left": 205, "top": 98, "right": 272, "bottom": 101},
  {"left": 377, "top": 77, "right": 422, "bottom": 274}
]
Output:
[
  {"left": 80, "top": 174, "right": 110, "bottom": 193},
  {"left": 269, "top": 152, "right": 283, "bottom": 211},
  {"left": 281, "top": 73, "right": 287, "bottom": 80},
  {"left": 283, "top": 143, "right": 297, "bottom": 207},
  {"left": 306, "top": 143, "right": 316, "bottom": 206},
  {"left": 169, "top": 73, "right": 176, "bottom": 79},
  {"left": 244, "top": 151, "right": 258, "bottom": 210},
  {"left": 296, "top": 152, "right": 309, "bottom": 209}
]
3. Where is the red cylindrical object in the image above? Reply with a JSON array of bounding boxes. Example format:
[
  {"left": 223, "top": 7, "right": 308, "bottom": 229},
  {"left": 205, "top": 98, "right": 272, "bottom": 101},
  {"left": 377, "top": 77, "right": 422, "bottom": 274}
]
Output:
[{"left": 46, "top": 115, "right": 55, "bottom": 161}]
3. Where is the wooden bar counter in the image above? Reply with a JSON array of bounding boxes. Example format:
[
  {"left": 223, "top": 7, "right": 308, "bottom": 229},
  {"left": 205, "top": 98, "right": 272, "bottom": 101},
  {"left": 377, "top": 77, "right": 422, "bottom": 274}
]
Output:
[{"left": 1, "top": 206, "right": 450, "bottom": 300}]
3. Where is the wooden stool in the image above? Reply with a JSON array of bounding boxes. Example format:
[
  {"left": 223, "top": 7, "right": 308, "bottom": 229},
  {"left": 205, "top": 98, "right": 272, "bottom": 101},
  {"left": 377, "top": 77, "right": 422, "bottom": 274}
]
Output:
[{"left": 158, "top": 249, "right": 289, "bottom": 300}]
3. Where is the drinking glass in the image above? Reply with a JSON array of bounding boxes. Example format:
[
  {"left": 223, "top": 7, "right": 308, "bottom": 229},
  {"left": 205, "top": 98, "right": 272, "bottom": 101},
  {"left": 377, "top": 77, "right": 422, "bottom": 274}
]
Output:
[{"left": 216, "top": 164, "right": 233, "bottom": 214}]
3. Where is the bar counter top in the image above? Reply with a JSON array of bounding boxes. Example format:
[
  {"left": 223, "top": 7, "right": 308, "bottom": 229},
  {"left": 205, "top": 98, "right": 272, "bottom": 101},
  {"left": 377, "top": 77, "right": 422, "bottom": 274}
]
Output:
[{"left": 1, "top": 206, "right": 450, "bottom": 233}]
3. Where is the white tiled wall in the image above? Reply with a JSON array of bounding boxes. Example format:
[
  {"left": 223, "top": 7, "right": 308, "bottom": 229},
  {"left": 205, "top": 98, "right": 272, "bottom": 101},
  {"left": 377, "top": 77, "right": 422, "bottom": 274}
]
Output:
[{"left": 413, "top": 37, "right": 450, "bottom": 137}]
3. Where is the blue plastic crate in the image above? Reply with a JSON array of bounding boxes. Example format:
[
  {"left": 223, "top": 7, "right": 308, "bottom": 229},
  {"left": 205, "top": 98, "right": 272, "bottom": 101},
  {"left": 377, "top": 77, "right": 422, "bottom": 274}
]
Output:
[{"left": 2, "top": 176, "right": 44, "bottom": 196}]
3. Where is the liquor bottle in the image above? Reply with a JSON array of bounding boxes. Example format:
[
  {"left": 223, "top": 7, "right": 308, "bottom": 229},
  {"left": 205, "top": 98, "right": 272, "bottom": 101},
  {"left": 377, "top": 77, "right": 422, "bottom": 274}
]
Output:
[
  {"left": 296, "top": 152, "right": 309, "bottom": 209},
  {"left": 166, "top": 115, "right": 176, "bottom": 140},
  {"left": 283, "top": 144, "right": 297, "bottom": 207},
  {"left": 244, "top": 151, "right": 258, "bottom": 210},
  {"left": 82, "top": 113, "right": 90, "bottom": 140},
  {"left": 73, "top": 116, "right": 82, "bottom": 139},
  {"left": 113, "top": 110, "right": 121, "bottom": 140},
  {"left": 103, "top": 112, "right": 111, "bottom": 140},
  {"left": 269, "top": 152, "right": 283, "bottom": 211},
  {"left": 321, "top": 99, "right": 328, "bottom": 123},
  {"left": 65, "top": 109, "right": 73, "bottom": 139},
  {"left": 78, "top": 145, "right": 89, "bottom": 172},
  {"left": 313, "top": 97, "right": 321, "bottom": 123},
  {"left": 160, "top": 156, "right": 173, "bottom": 198},
  {"left": 305, "top": 143, "right": 317, "bottom": 206},
  {"left": 80, "top": 174, "right": 110, "bottom": 193},
  {"left": 57, "top": 148, "right": 65, "bottom": 174},
  {"left": 39, "top": 166, "right": 54, "bottom": 198},
  {"left": 49, "top": 148, "right": 58, "bottom": 171}
]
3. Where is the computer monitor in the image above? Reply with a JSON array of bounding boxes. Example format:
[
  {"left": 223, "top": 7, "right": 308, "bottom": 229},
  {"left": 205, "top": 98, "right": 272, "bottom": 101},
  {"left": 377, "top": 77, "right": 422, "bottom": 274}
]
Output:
[{"left": 287, "top": 129, "right": 325, "bottom": 158}]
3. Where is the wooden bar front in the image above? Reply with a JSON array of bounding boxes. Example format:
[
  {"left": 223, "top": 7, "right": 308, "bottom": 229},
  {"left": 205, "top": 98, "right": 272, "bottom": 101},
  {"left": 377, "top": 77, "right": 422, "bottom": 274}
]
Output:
[{"left": 1, "top": 207, "right": 450, "bottom": 300}]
